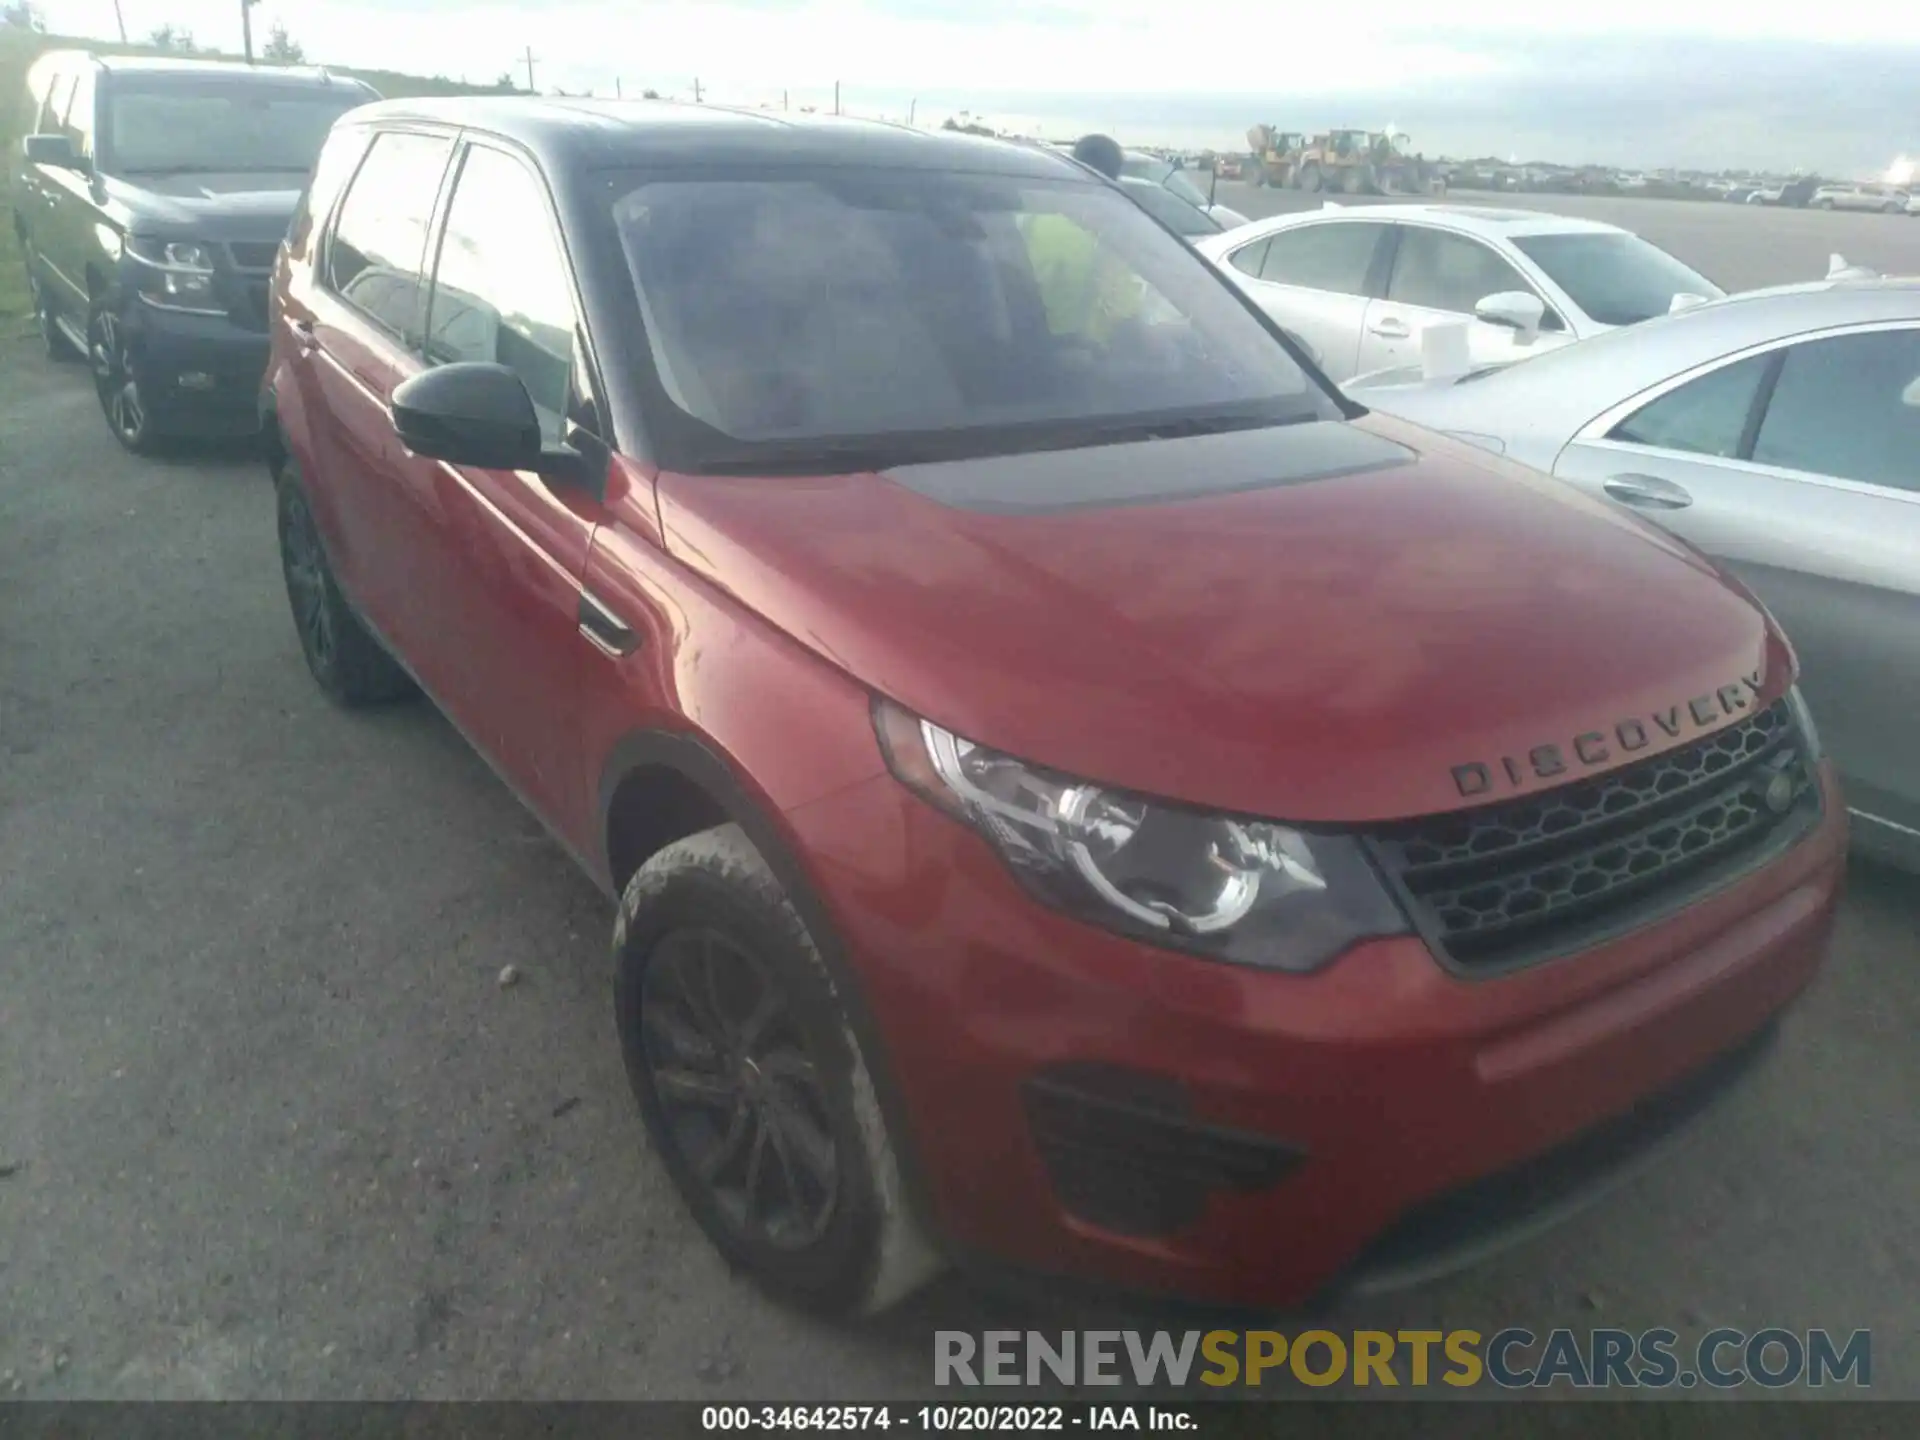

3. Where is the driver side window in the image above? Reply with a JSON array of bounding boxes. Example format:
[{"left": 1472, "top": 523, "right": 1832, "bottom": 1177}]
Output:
[{"left": 425, "top": 144, "right": 584, "bottom": 447}]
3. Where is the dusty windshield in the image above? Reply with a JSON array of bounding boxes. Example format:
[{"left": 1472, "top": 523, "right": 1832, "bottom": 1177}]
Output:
[
  {"left": 106, "top": 84, "right": 368, "bottom": 174},
  {"left": 610, "top": 169, "right": 1330, "bottom": 467}
]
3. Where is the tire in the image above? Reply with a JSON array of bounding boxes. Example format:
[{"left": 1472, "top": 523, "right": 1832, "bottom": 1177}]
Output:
[
  {"left": 1299, "top": 164, "right": 1322, "bottom": 193},
  {"left": 24, "top": 256, "right": 80, "bottom": 362},
  {"left": 614, "top": 823, "right": 941, "bottom": 1317},
  {"left": 1815, "top": 198, "right": 1834, "bottom": 210},
  {"left": 1884, "top": 202, "right": 1902, "bottom": 215},
  {"left": 88, "top": 299, "right": 162, "bottom": 454},
  {"left": 275, "top": 459, "right": 417, "bottom": 707}
]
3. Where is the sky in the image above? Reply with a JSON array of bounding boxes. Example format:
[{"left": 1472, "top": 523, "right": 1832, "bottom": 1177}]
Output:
[{"left": 36, "top": 0, "right": 1920, "bottom": 176}]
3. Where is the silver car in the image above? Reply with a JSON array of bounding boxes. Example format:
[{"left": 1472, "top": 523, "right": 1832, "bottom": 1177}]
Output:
[
  {"left": 1811, "top": 183, "right": 1913, "bottom": 215},
  {"left": 1352, "top": 279, "right": 1920, "bottom": 869}
]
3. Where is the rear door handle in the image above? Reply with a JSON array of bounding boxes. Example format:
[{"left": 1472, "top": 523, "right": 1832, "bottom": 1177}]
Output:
[
  {"left": 288, "top": 316, "right": 316, "bottom": 354},
  {"left": 1604, "top": 473, "right": 1694, "bottom": 510},
  {"left": 1368, "top": 317, "right": 1411, "bottom": 338},
  {"left": 578, "top": 591, "right": 639, "bottom": 657}
]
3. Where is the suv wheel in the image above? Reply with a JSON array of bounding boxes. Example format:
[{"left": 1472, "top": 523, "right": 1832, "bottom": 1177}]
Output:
[
  {"left": 88, "top": 302, "right": 160, "bottom": 454},
  {"left": 275, "top": 459, "right": 417, "bottom": 706},
  {"left": 615, "top": 824, "right": 941, "bottom": 1316}
]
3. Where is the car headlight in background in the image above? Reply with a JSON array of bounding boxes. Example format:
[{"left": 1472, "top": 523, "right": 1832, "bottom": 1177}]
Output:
[
  {"left": 127, "top": 237, "right": 223, "bottom": 314},
  {"left": 873, "top": 699, "right": 1408, "bottom": 972}
]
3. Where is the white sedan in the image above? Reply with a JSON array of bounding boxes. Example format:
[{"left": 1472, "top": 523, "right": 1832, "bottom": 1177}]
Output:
[{"left": 1195, "top": 203, "right": 1723, "bottom": 382}]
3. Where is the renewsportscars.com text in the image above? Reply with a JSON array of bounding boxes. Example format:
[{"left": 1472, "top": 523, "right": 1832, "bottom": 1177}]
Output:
[{"left": 934, "top": 1328, "right": 1871, "bottom": 1390}]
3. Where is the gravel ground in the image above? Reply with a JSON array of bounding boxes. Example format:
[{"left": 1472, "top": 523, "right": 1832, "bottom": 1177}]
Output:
[{"left": 1, "top": 230, "right": 1917, "bottom": 1406}]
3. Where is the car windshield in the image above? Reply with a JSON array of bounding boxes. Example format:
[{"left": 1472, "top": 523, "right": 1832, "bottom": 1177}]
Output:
[
  {"left": 106, "top": 84, "right": 368, "bottom": 174},
  {"left": 1121, "top": 179, "right": 1221, "bottom": 237},
  {"left": 1513, "top": 232, "right": 1725, "bottom": 326},
  {"left": 1121, "top": 155, "right": 1211, "bottom": 208},
  {"left": 608, "top": 169, "right": 1334, "bottom": 470}
]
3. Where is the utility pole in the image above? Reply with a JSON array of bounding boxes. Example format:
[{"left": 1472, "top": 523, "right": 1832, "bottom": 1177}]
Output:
[
  {"left": 522, "top": 46, "right": 538, "bottom": 92},
  {"left": 834, "top": 81, "right": 841, "bottom": 116},
  {"left": 693, "top": 77, "right": 703, "bottom": 102},
  {"left": 614, "top": 77, "right": 622, "bottom": 98},
  {"left": 241, "top": 0, "right": 258, "bottom": 63},
  {"left": 782, "top": 89, "right": 789, "bottom": 111},
  {"left": 111, "top": 0, "right": 128, "bottom": 42},
  {"left": 908, "top": 98, "right": 917, "bottom": 126}
]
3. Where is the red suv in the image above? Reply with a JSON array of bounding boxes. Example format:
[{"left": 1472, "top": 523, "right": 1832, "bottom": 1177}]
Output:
[{"left": 262, "top": 99, "right": 1846, "bottom": 1316}]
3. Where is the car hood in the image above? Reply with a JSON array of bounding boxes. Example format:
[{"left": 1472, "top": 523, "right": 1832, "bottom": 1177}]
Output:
[
  {"left": 658, "top": 415, "right": 1790, "bottom": 824},
  {"left": 102, "top": 171, "right": 306, "bottom": 239}
]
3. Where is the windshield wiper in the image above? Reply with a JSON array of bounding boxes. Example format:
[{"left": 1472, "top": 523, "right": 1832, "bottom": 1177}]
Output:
[
  {"left": 696, "top": 440, "right": 933, "bottom": 476},
  {"left": 1067, "top": 409, "right": 1315, "bottom": 445}
]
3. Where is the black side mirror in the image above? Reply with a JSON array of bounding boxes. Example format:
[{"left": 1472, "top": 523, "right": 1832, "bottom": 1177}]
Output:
[
  {"left": 391, "top": 362, "right": 581, "bottom": 479},
  {"left": 24, "top": 133, "right": 84, "bottom": 171}
]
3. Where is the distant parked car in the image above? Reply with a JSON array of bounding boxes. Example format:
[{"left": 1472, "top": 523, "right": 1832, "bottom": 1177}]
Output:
[
  {"left": 1118, "top": 151, "right": 1251, "bottom": 228},
  {"left": 1747, "top": 184, "right": 1787, "bottom": 204},
  {"left": 1812, "top": 182, "right": 1911, "bottom": 214},
  {"left": 10, "top": 51, "right": 377, "bottom": 451},
  {"left": 1196, "top": 203, "right": 1722, "bottom": 382},
  {"left": 1349, "top": 278, "right": 1920, "bottom": 871}
]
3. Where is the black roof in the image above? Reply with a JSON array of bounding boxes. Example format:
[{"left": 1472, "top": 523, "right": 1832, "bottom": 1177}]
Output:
[{"left": 343, "top": 96, "right": 1083, "bottom": 179}]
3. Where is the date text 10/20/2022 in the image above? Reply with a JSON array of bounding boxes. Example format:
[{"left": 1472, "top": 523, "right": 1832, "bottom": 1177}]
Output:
[{"left": 702, "top": 1407, "right": 1194, "bottom": 1431}]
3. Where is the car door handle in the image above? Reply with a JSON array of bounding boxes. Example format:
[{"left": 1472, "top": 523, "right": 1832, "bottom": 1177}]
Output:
[
  {"left": 1368, "top": 317, "right": 1411, "bottom": 338},
  {"left": 287, "top": 316, "right": 316, "bottom": 353},
  {"left": 1604, "top": 473, "right": 1694, "bottom": 510},
  {"left": 578, "top": 591, "right": 639, "bottom": 657}
]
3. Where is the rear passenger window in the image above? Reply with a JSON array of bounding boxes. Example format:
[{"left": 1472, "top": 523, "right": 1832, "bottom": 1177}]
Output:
[
  {"left": 1226, "top": 237, "right": 1270, "bottom": 278},
  {"left": 325, "top": 130, "right": 454, "bottom": 343},
  {"left": 424, "top": 145, "right": 580, "bottom": 445},
  {"left": 289, "top": 128, "right": 370, "bottom": 259},
  {"left": 1608, "top": 353, "right": 1772, "bottom": 458},
  {"left": 1751, "top": 330, "right": 1920, "bottom": 491},
  {"left": 1256, "top": 222, "right": 1386, "bottom": 297},
  {"left": 36, "top": 72, "right": 72, "bottom": 135}
]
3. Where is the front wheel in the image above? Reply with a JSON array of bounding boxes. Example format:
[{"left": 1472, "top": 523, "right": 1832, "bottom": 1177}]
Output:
[
  {"left": 1298, "top": 164, "right": 1322, "bottom": 193},
  {"left": 615, "top": 824, "right": 941, "bottom": 1316},
  {"left": 88, "top": 301, "right": 160, "bottom": 454}
]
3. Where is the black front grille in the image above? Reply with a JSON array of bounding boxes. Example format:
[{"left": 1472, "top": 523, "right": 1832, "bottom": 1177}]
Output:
[
  {"left": 1023, "top": 1065, "right": 1302, "bottom": 1237},
  {"left": 1369, "top": 701, "right": 1816, "bottom": 972},
  {"left": 228, "top": 240, "right": 281, "bottom": 270}
]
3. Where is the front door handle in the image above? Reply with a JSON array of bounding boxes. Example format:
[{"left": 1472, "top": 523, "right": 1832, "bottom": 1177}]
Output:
[
  {"left": 1368, "top": 317, "right": 1411, "bottom": 339},
  {"left": 579, "top": 591, "right": 639, "bottom": 657},
  {"left": 1604, "top": 473, "right": 1694, "bottom": 510}
]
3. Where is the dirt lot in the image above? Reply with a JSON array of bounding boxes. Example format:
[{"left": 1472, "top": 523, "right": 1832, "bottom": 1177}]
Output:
[{"left": 1, "top": 289, "right": 1917, "bottom": 1398}]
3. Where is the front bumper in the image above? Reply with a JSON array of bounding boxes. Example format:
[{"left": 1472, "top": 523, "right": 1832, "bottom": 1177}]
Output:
[
  {"left": 786, "top": 761, "right": 1847, "bottom": 1307},
  {"left": 122, "top": 298, "right": 270, "bottom": 437}
]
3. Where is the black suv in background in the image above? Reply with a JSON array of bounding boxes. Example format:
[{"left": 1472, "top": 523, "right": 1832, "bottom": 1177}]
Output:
[{"left": 11, "top": 53, "right": 375, "bottom": 451}]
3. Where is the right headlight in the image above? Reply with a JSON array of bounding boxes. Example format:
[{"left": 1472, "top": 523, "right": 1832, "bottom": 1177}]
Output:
[
  {"left": 1786, "top": 683, "right": 1823, "bottom": 759},
  {"left": 127, "top": 236, "right": 222, "bottom": 314},
  {"left": 873, "top": 698, "right": 1408, "bottom": 973}
]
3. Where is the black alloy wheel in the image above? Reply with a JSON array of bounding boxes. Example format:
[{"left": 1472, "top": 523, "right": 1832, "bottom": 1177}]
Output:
[
  {"left": 89, "top": 303, "right": 158, "bottom": 453},
  {"left": 279, "top": 479, "right": 337, "bottom": 678},
  {"left": 638, "top": 926, "right": 840, "bottom": 1252}
]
